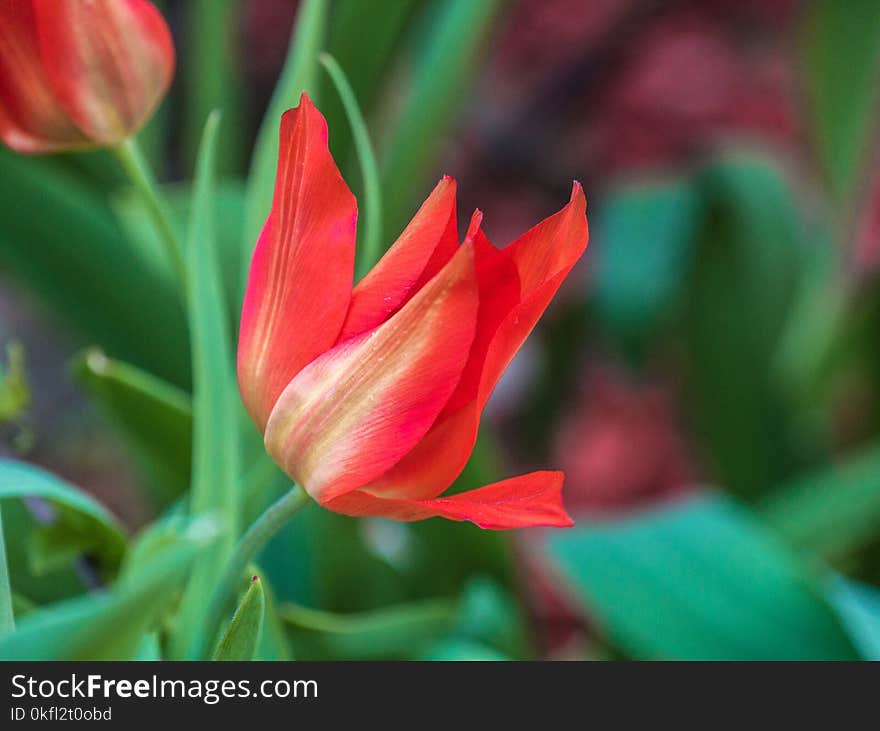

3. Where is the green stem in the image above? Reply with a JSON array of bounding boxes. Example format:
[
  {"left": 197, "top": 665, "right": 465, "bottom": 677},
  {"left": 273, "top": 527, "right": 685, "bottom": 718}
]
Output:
[
  {"left": 196, "top": 484, "right": 310, "bottom": 659},
  {"left": 112, "top": 137, "right": 187, "bottom": 290}
]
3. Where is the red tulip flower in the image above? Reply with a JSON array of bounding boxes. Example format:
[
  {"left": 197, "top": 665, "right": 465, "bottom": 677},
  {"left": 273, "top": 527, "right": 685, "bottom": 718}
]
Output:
[
  {"left": 238, "top": 95, "right": 588, "bottom": 530},
  {"left": 0, "top": 0, "right": 174, "bottom": 153}
]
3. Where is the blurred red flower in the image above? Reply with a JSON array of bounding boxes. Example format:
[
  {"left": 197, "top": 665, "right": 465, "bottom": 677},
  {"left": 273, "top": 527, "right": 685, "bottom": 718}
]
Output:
[
  {"left": 554, "top": 364, "right": 697, "bottom": 514},
  {"left": 0, "top": 0, "right": 174, "bottom": 153}
]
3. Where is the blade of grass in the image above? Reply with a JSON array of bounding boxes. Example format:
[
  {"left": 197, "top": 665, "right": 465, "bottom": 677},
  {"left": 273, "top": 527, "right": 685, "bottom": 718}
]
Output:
[
  {"left": 319, "top": 52, "right": 382, "bottom": 278},
  {"left": 171, "top": 111, "right": 242, "bottom": 659},
  {"left": 380, "top": 0, "right": 501, "bottom": 239},
  {"left": 182, "top": 0, "right": 246, "bottom": 175},
  {"left": 241, "top": 0, "right": 328, "bottom": 295},
  {"left": 322, "top": 0, "right": 419, "bottom": 172},
  {"left": 212, "top": 575, "right": 265, "bottom": 661}
]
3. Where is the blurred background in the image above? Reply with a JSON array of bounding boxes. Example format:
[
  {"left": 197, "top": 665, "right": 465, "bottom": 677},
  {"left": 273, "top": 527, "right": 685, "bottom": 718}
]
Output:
[{"left": 3, "top": 0, "right": 880, "bottom": 659}]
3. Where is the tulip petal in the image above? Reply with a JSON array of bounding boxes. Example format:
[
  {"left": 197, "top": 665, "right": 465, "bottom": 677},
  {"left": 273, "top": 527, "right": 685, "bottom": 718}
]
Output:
[
  {"left": 31, "top": 0, "right": 175, "bottom": 145},
  {"left": 264, "top": 243, "right": 478, "bottom": 504},
  {"left": 238, "top": 95, "right": 358, "bottom": 430},
  {"left": 339, "top": 175, "right": 458, "bottom": 341},
  {"left": 367, "top": 184, "right": 588, "bottom": 499},
  {"left": 326, "top": 471, "right": 574, "bottom": 530},
  {"left": 0, "top": 0, "right": 89, "bottom": 152}
]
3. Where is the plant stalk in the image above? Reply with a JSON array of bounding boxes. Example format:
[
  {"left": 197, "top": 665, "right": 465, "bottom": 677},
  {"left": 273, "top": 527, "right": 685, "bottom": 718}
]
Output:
[
  {"left": 195, "top": 484, "right": 310, "bottom": 658},
  {"left": 112, "top": 137, "right": 187, "bottom": 291}
]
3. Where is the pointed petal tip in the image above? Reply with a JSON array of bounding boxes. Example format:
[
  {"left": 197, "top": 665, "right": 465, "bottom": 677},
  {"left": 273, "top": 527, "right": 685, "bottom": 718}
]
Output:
[{"left": 464, "top": 209, "right": 484, "bottom": 240}]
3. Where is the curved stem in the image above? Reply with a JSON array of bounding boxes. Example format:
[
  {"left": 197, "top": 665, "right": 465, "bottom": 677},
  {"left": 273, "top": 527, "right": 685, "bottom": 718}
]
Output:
[
  {"left": 196, "top": 484, "right": 310, "bottom": 659},
  {"left": 112, "top": 137, "right": 187, "bottom": 291}
]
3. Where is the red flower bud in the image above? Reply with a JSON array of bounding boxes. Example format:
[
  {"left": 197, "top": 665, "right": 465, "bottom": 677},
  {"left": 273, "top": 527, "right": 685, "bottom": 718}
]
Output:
[{"left": 0, "top": 0, "right": 174, "bottom": 153}]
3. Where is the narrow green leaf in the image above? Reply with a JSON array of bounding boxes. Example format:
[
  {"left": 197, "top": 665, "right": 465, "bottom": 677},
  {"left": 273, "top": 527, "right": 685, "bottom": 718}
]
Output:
[
  {"left": 0, "top": 500, "right": 86, "bottom": 606},
  {"left": 759, "top": 443, "right": 880, "bottom": 561},
  {"left": 172, "top": 111, "right": 242, "bottom": 660},
  {"left": 319, "top": 52, "right": 383, "bottom": 278},
  {"left": 71, "top": 348, "right": 192, "bottom": 509},
  {"left": 182, "top": 0, "right": 247, "bottom": 175},
  {"left": 0, "top": 505, "right": 14, "bottom": 633},
  {"left": 322, "top": 0, "right": 418, "bottom": 170},
  {"left": 0, "top": 521, "right": 211, "bottom": 661},
  {"left": 0, "top": 459, "right": 126, "bottom": 571},
  {"left": 380, "top": 0, "right": 501, "bottom": 239},
  {"left": 254, "top": 572, "right": 292, "bottom": 660},
  {"left": 802, "top": 0, "right": 880, "bottom": 207},
  {"left": 213, "top": 576, "right": 265, "bottom": 661},
  {"left": 241, "top": 0, "right": 328, "bottom": 292},
  {"left": 548, "top": 494, "right": 860, "bottom": 660}
]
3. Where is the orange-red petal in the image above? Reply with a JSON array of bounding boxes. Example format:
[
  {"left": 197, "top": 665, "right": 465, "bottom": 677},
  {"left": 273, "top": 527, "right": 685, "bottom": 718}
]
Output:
[
  {"left": 339, "top": 175, "right": 458, "bottom": 341},
  {"left": 366, "top": 184, "right": 588, "bottom": 500},
  {"left": 238, "top": 95, "right": 357, "bottom": 431},
  {"left": 0, "top": 0, "right": 88, "bottom": 152},
  {"left": 263, "top": 243, "right": 479, "bottom": 504},
  {"left": 326, "top": 471, "right": 574, "bottom": 530},
  {"left": 31, "top": 0, "right": 174, "bottom": 146}
]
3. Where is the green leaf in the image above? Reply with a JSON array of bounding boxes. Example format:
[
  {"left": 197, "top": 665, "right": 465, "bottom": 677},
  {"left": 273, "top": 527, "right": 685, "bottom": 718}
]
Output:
[
  {"left": 241, "top": 0, "right": 328, "bottom": 292},
  {"left": 182, "top": 0, "right": 247, "bottom": 176},
  {"left": 682, "top": 156, "right": 804, "bottom": 498},
  {"left": 319, "top": 52, "right": 383, "bottom": 279},
  {"left": 213, "top": 576, "right": 265, "bottom": 661},
  {"left": 759, "top": 443, "right": 880, "bottom": 562},
  {"left": 171, "top": 112, "right": 242, "bottom": 659},
  {"left": 280, "top": 598, "right": 457, "bottom": 660},
  {"left": 827, "top": 576, "right": 880, "bottom": 660},
  {"left": 0, "top": 520, "right": 211, "bottom": 661},
  {"left": 253, "top": 570, "right": 291, "bottom": 660},
  {"left": 322, "top": 0, "right": 418, "bottom": 171},
  {"left": 0, "top": 505, "right": 14, "bottom": 633},
  {"left": 0, "top": 500, "right": 86, "bottom": 606},
  {"left": 594, "top": 177, "right": 700, "bottom": 357},
  {"left": 0, "top": 150, "right": 189, "bottom": 386},
  {"left": 0, "top": 459, "right": 126, "bottom": 572},
  {"left": 802, "top": 0, "right": 880, "bottom": 207},
  {"left": 548, "top": 494, "right": 860, "bottom": 660},
  {"left": 380, "top": 0, "right": 501, "bottom": 239},
  {"left": 71, "top": 348, "right": 192, "bottom": 509}
]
